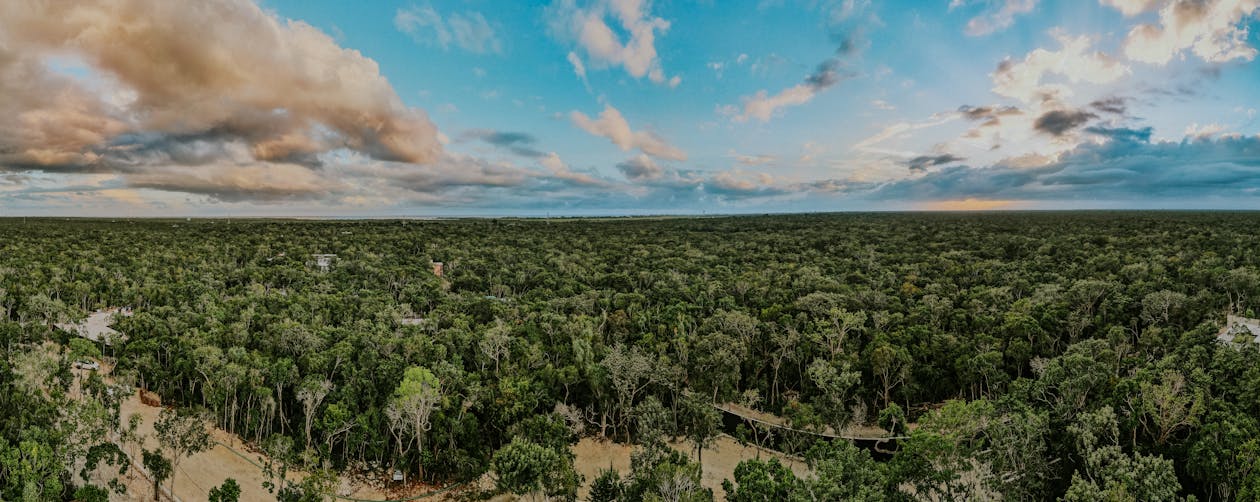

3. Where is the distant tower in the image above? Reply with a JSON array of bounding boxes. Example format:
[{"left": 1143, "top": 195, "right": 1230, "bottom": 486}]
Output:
[{"left": 431, "top": 261, "right": 444, "bottom": 278}]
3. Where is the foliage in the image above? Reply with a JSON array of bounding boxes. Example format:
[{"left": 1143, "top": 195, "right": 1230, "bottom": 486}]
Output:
[
  {"left": 3, "top": 213, "right": 1260, "bottom": 500},
  {"left": 490, "top": 437, "right": 581, "bottom": 501},
  {"left": 209, "top": 478, "right": 242, "bottom": 502}
]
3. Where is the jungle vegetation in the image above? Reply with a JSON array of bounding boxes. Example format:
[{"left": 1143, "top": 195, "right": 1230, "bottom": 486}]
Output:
[{"left": 2, "top": 212, "right": 1260, "bottom": 501}]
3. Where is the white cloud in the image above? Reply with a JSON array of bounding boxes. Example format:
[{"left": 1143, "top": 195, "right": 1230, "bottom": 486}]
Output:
[
  {"left": 739, "top": 85, "right": 822, "bottom": 122},
  {"left": 991, "top": 33, "right": 1129, "bottom": 105},
  {"left": 871, "top": 99, "right": 896, "bottom": 111},
  {"left": 1121, "top": 0, "right": 1260, "bottom": 65},
  {"left": 1185, "top": 122, "right": 1226, "bottom": 139},
  {"left": 852, "top": 113, "right": 961, "bottom": 155},
  {"left": 540, "top": 152, "right": 608, "bottom": 186},
  {"left": 570, "top": 104, "right": 687, "bottom": 160},
  {"left": 958, "top": 0, "right": 1038, "bottom": 37},
  {"left": 0, "top": 0, "right": 443, "bottom": 176},
  {"left": 547, "top": 0, "right": 677, "bottom": 85},
  {"left": 395, "top": 4, "right": 503, "bottom": 54},
  {"left": 1101, "top": 0, "right": 1161, "bottom": 16},
  {"left": 733, "top": 56, "right": 852, "bottom": 122},
  {"left": 729, "top": 152, "right": 777, "bottom": 165},
  {"left": 566, "top": 51, "right": 591, "bottom": 91}
]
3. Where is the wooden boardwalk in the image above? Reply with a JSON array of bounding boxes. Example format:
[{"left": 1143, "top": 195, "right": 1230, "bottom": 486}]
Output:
[{"left": 712, "top": 402, "right": 909, "bottom": 442}]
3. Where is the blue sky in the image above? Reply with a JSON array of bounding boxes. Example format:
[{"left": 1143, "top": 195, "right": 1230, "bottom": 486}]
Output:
[{"left": 1, "top": 0, "right": 1259, "bottom": 215}]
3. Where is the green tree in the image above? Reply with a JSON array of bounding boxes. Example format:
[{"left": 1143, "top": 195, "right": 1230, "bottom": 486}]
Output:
[
  {"left": 490, "top": 437, "right": 581, "bottom": 502},
  {"left": 589, "top": 468, "right": 624, "bottom": 502},
  {"left": 0, "top": 439, "right": 66, "bottom": 502},
  {"left": 1063, "top": 406, "right": 1186, "bottom": 502},
  {"left": 209, "top": 478, "right": 241, "bottom": 502},
  {"left": 679, "top": 390, "right": 720, "bottom": 473},
  {"left": 877, "top": 403, "right": 907, "bottom": 437},
  {"left": 722, "top": 458, "right": 798, "bottom": 502},
  {"left": 154, "top": 408, "right": 212, "bottom": 498},
  {"left": 386, "top": 366, "right": 441, "bottom": 480},
  {"left": 142, "top": 449, "right": 172, "bottom": 502}
]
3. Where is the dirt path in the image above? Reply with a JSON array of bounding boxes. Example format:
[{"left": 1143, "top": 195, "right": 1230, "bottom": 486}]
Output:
[
  {"left": 572, "top": 435, "right": 809, "bottom": 501},
  {"left": 80, "top": 363, "right": 806, "bottom": 501},
  {"left": 113, "top": 391, "right": 410, "bottom": 502}
]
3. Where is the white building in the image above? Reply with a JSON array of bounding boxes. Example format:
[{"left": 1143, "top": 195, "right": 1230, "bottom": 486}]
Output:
[{"left": 1218, "top": 315, "right": 1260, "bottom": 345}]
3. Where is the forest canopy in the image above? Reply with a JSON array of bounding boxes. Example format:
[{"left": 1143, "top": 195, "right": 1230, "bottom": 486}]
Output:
[{"left": 2, "top": 212, "right": 1260, "bottom": 501}]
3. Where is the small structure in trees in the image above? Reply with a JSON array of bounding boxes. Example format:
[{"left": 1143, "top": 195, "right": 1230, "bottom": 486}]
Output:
[
  {"left": 1217, "top": 314, "right": 1260, "bottom": 345},
  {"left": 310, "top": 254, "right": 336, "bottom": 272}
]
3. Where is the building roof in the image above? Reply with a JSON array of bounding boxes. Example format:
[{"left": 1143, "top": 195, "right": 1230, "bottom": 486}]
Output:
[
  {"left": 56, "top": 308, "right": 130, "bottom": 346},
  {"left": 1218, "top": 315, "right": 1260, "bottom": 345}
]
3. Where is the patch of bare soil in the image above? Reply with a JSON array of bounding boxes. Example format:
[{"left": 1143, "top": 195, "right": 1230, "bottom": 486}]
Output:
[{"left": 572, "top": 435, "right": 809, "bottom": 501}]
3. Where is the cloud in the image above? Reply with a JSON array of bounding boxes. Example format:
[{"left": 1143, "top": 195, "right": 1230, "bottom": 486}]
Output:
[
  {"left": 1085, "top": 126, "right": 1154, "bottom": 142},
  {"left": 730, "top": 153, "right": 778, "bottom": 165},
  {"left": 570, "top": 104, "right": 687, "bottom": 160},
  {"left": 539, "top": 152, "right": 609, "bottom": 186},
  {"left": 1089, "top": 96, "right": 1130, "bottom": 115},
  {"left": 616, "top": 154, "right": 665, "bottom": 180},
  {"left": 991, "top": 33, "right": 1129, "bottom": 105},
  {"left": 853, "top": 113, "right": 962, "bottom": 154},
  {"left": 958, "top": 105, "right": 1023, "bottom": 125},
  {"left": 546, "top": 0, "right": 677, "bottom": 85},
  {"left": 1122, "top": 0, "right": 1260, "bottom": 65},
  {"left": 866, "top": 131, "right": 1260, "bottom": 204},
  {"left": 0, "top": 0, "right": 443, "bottom": 191},
  {"left": 1185, "top": 122, "right": 1227, "bottom": 139},
  {"left": 905, "top": 154, "right": 966, "bottom": 171},
  {"left": 954, "top": 0, "right": 1039, "bottom": 36},
  {"left": 707, "top": 170, "right": 788, "bottom": 198},
  {"left": 731, "top": 36, "right": 860, "bottom": 122},
  {"left": 126, "top": 163, "right": 345, "bottom": 202},
  {"left": 461, "top": 129, "right": 547, "bottom": 158},
  {"left": 1101, "top": 0, "right": 1162, "bottom": 16},
  {"left": 871, "top": 99, "right": 896, "bottom": 111},
  {"left": 567, "top": 51, "right": 592, "bottom": 90},
  {"left": 395, "top": 4, "right": 503, "bottom": 54},
  {"left": 1033, "top": 109, "right": 1098, "bottom": 136}
]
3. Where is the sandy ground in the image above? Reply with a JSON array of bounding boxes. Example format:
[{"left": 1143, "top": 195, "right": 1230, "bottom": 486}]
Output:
[
  {"left": 96, "top": 394, "right": 812, "bottom": 502},
  {"left": 572, "top": 435, "right": 809, "bottom": 501},
  {"left": 70, "top": 360, "right": 406, "bottom": 502},
  {"left": 74, "top": 361, "right": 806, "bottom": 502},
  {"left": 109, "top": 391, "right": 409, "bottom": 502}
]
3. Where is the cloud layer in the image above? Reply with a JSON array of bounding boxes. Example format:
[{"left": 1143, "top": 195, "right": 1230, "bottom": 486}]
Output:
[{"left": 0, "top": 0, "right": 444, "bottom": 201}]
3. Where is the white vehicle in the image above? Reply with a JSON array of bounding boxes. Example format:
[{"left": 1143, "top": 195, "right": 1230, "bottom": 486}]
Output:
[{"left": 73, "top": 360, "right": 100, "bottom": 371}]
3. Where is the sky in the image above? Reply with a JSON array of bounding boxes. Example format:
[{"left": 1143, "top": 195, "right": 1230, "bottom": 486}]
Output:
[{"left": 1, "top": 0, "right": 1259, "bottom": 216}]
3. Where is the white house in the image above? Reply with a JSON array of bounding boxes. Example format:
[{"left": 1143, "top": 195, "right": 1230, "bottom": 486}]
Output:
[{"left": 1217, "top": 315, "right": 1260, "bottom": 345}]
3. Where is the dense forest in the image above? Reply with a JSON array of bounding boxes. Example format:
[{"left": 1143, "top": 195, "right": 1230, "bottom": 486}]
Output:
[{"left": 3, "top": 212, "right": 1260, "bottom": 501}]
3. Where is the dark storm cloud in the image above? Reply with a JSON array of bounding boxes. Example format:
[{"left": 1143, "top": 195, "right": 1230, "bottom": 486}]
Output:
[
  {"left": 461, "top": 129, "right": 547, "bottom": 158},
  {"left": 1033, "top": 109, "right": 1098, "bottom": 136},
  {"left": 1089, "top": 97, "right": 1129, "bottom": 116},
  {"left": 959, "top": 105, "right": 1022, "bottom": 122},
  {"left": 905, "top": 154, "right": 965, "bottom": 171},
  {"left": 615, "top": 155, "right": 665, "bottom": 181}
]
